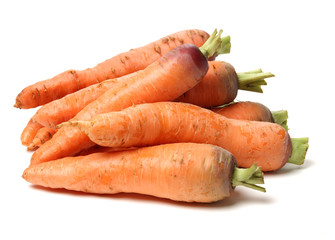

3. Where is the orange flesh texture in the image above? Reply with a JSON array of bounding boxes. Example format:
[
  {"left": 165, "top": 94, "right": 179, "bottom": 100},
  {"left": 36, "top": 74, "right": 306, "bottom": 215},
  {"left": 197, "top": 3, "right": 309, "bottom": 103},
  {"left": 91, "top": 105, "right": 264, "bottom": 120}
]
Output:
[
  {"left": 30, "top": 44, "right": 209, "bottom": 165},
  {"left": 213, "top": 101, "right": 274, "bottom": 122},
  {"left": 86, "top": 102, "right": 291, "bottom": 172},
  {"left": 175, "top": 61, "right": 238, "bottom": 107},
  {"left": 15, "top": 30, "right": 209, "bottom": 109},
  {"left": 23, "top": 143, "right": 236, "bottom": 203}
]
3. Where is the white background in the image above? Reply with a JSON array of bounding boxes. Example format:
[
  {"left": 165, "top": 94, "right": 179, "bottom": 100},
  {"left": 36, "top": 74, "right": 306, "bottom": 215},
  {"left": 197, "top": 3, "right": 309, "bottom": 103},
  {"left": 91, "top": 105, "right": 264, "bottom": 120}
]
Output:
[{"left": 1, "top": 0, "right": 334, "bottom": 239}]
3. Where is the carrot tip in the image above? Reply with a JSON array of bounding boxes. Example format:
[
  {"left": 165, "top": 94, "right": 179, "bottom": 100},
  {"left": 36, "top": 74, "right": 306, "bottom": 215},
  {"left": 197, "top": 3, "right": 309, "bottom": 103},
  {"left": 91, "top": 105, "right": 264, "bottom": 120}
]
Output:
[
  {"left": 232, "top": 164, "right": 266, "bottom": 192},
  {"left": 288, "top": 137, "right": 309, "bottom": 165}
]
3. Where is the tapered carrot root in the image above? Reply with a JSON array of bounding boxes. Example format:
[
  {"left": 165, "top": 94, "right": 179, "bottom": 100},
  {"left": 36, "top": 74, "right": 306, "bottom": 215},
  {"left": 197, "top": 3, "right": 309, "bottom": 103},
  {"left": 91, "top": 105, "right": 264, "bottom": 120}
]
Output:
[
  {"left": 27, "top": 127, "right": 57, "bottom": 151},
  {"left": 175, "top": 63, "right": 274, "bottom": 107},
  {"left": 23, "top": 143, "right": 265, "bottom": 203},
  {"left": 64, "top": 102, "right": 294, "bottom": 172},
  {"left": 21, "top": 119, "right": 43, "bottom": 146},
  {"left": 30, "top": 30, "right": 226, "bottom": 165},
  {"left": 14, "top": 29, "right": 210, "bottom": 109},
  {"left": 32, "top": 78, "right": 122, "bottom": 128}
]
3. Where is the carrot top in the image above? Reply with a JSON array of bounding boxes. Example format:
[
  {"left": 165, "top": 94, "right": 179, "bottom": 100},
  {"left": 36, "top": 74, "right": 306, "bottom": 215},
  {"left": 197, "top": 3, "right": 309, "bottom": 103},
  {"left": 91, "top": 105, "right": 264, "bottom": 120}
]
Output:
[
  {"left": 237, "top": 68, "right": 275, "bottom": 93},
  {"left": 199, "top": 29, "right": 229, "bottom": 59},
  {"left": 288, "top": 137, "right": 309, "bottom": 166},
  {"left": 232, "top": 164, "right": 266, "bottom": 192},
  {"left": 271, "top": 110, "right": 289, "bottom": 131}
]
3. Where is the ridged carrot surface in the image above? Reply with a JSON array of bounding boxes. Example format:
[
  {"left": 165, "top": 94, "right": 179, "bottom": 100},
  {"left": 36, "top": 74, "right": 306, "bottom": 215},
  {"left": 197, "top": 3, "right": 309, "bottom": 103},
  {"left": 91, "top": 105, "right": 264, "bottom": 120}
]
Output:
[
  {"left": 14, "top": 29, "right": 209, "bottom": 109},
  {"left": 68, "top": 102, "right": 292, "bottom": 172},
  {"left": 24, "top": 143, "right": 236, "bottom": 203}
]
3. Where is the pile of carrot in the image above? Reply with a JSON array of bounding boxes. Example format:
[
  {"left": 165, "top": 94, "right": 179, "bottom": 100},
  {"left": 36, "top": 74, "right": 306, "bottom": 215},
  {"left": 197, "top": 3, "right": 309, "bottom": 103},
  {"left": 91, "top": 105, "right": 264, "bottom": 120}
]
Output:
[{"left": 15, "top": 28, "right": 309, "bottom": 203}]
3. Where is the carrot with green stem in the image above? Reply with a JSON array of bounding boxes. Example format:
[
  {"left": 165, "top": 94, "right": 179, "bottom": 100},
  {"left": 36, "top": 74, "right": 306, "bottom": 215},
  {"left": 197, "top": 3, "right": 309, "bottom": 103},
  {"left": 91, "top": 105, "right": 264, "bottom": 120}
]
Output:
[
  {"left": 212, "top": 101, "right": 289, "bottom": 130},
  {"left": 30, "top": 29, "right": 227, "bottom": 165},
  {"left": 31, "top": 37, "right": 231, "bottom": 129},
  {"left": 65, "top": 102, "right": 308, "bottom": 172},
  {"left": 14, "top": 29, "right": 211, "bottom": 109},
  {"left": 24, "top": 143, "right": 265, "bottom": 203},
  {"left": 175, "top": 63, "right": 274, "bottom": 108}
]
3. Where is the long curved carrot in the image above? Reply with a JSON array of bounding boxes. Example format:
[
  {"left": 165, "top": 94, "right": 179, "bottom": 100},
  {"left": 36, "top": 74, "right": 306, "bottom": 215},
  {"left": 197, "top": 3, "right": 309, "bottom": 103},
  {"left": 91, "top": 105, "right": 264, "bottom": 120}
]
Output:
[
  {"left": 20, "top": 119, "right": 43, "bottom": 146},
  {"left": 65, "top": 102, "right": 308, "bottom": 172},
  {"left": 23, "top": 143, "right": 265, "bottom": 203},
  {"left": 31, "top": 37, "right": 231, "bottom": 129},
  {"left": 212, "top": 101, "right": 289, "bottom": 130},
  {"left": 14, "top": 29, "right": 210, "bottom": 109},
  {"left": 30, "top": 29, "right": 226, "bottom": 165},
  {"left": 27, "top": 127, "right": 57, "bottom": 151},
  {"left": 175, "top": 63, "right": 274, "bottom": 107}
]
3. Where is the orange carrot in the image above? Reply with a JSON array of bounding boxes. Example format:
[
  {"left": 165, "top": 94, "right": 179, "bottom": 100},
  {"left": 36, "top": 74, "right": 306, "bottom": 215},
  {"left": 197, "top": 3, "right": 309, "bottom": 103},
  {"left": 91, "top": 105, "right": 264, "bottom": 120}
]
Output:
[
  {"left": 213, "top": 101, "right": 273, "bottom": 121},
  {"left": 23, "top": 143, "right": 265, "bottom": 203},
  {"left": 20, "top": 119, "right": 43, "bottom": 146},
  {"left": 27, "top": 127, "right": 57, "bottom": 151},
  {"left": 65, "top": 102, "right": 308, "bottom": 172},
  {"left": 175, "top": 63, "right": 274, "bottom": 107},
  {"left": 31, "top": 77, "right": 123, "bottom": 128},
  {"left": 32, "top": 40, "right": 232, "bottom": 129},
  {"left": 30, "top": 30, "right": 226, "bottom": 165},
  {"left": 212, "top": 101, "right": 289, "bottom": 130},
  {"left": 14, "top": 29, "right": 210, "bottom": 109}
]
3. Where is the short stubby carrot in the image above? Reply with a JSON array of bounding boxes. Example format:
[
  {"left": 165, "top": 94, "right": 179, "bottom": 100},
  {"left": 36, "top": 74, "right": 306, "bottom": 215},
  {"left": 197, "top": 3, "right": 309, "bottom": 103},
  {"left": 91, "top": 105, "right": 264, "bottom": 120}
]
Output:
[
  {"left": 175, "top": 63, "right": 274, "bottom": 108},
  {"left": 20, "top": 119, "right": 43, "bottom": 146},
  {"left": 30, "top": 30, "right": 226, "bottom": 165},
  {"left": 23, "top": 143, "right": 265, "bottom": 203},
  {"left": 66, "top": 102, "right": 308, "bottom": 172},
  {"left": 14, "top": 29, "right": 210, "bottom": 109},
  {"left": 212, "top": 101, "right": 289, "bottom": 130},
  {"left": 27, "top": 127, "right": 57, "bottom": 151}
]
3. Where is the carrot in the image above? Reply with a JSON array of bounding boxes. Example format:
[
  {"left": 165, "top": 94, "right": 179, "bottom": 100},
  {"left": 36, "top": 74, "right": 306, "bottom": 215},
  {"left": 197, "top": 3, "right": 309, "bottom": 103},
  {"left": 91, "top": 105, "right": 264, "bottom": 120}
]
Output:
[
  {"left": 30, "top": 29, "right": 226, "bottom": 165},
  {"left": 14, "top": 29, "right": 211, "bottom": 109},
  {"left": 20, "top": 119, "right": 43, "bottom": 146},
  {"left": 23, "top": 143, "right": 265, "bottom": 203},
  {"left": 31, "top": 77, "right": 123, "bottom": 129},
  {"left": 212, "top": 101, "right": 289, "bottom": 130},
  {"left": 175, "top": 63, "right": 274, "bottom": 108},
  {"left": 65, "top": 102, "right": 308, "bottom": 172},
  {"left": 27, "top": 127, "right": 57, "bottom": 151},
  {"left": 32, "top": 37, "right": 231, "bottom": 129}
]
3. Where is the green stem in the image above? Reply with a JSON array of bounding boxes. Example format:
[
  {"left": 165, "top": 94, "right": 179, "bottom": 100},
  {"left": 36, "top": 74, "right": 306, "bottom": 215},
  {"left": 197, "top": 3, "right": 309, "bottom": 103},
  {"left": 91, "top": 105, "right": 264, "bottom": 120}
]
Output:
[
  {"left": 237, "top": 69, "right": 275, "bottom": 93},
  {"left": 218, "top": 35, "right": 231, "bottom": 54},
  {"left": 288, "top": 137, "right": 309, "bottom": 165},
  {"left": 232, "top": 164, "right": 266, "bottom": 192},
  {"left": 271, "top": 110, "right": 289, "bottom": 131},
  {"left": 199, "top": 29, "right": 229, "bottom": 59}
]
